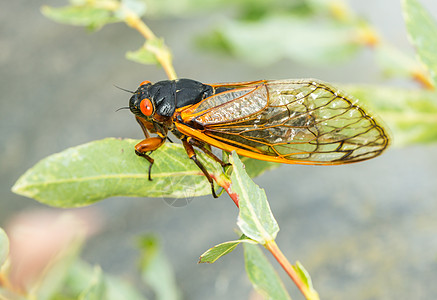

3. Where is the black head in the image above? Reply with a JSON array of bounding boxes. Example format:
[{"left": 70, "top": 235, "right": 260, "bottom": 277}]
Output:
[
  {"left": 129, "top": 79, "right": 178, "bottom": 120},
  {"left": 129, "top": 81, "right": 154, "bottom": 119}
]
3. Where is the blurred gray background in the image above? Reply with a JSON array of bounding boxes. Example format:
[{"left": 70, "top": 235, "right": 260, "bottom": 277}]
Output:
[{"left": 2, "top": 0, "right": 437, "bottom": 299}]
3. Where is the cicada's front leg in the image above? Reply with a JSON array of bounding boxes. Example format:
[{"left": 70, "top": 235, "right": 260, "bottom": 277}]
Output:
[
  {"left": 135, "top": 137, "right": 165, "bottom": 181},
  {"left": 134, "top": 116, "right": 168, "bottom": 180}
]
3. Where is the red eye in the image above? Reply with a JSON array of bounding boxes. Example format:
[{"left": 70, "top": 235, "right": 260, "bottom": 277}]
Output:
[
  {"left": 140, "top": 98, "right": 153, "bottom": 116},
  {"left": 139, "top": 80, "right": 151, "bottom": 86}
]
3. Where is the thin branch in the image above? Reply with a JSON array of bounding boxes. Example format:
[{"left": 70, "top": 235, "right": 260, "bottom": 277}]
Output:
[
  {"left": 340, "top": 1, "right": 434, "bottom": 90},
  {"left": 100, "top": 1, "right": 177, "bottom": 80},
  {"left": 216, "top": 172, "right": 319, "bottom": 299},
  {"left": 124, "top": 13, "right": 177, "bottom": 80},
  {"left": 265, "top": 240, "right": 320, "bottom": 300},
  {"left": 411, "top": 69, "right": 435, "bottom": 89},
  {"left": 214, "top": 174, "right": 239, "bottom": 207},
  {"left": 215, "top": 166, "right": 320, "bottom": 299}
]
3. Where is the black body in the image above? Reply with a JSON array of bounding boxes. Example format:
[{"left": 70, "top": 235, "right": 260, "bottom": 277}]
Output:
[{"left": 129, "top": 78, "right": 214, "bottom": 119}]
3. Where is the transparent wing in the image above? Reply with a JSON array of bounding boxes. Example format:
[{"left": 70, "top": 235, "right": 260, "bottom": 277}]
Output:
[{"left": 180, "top": 79, "right": 390, "bottom": 164}]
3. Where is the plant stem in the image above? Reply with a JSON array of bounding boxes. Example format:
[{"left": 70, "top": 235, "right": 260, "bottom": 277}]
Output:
[
  {"left": 411, "top": 69, "right": 435, "bottom": 89},
  {"left": 215, "top": 174, "right": 239, "bottom": 207},
  {"left": 265, "top": 240, "right": 320, "bottom": 300},
  {"left": 124, "top": 13, "right": 177, "bottom": 80},
  {"left": 97, "top": 0, "right": 178, "bottom": 80},
  {"left": 216, "top": 172, "right": 319, "bottom": 299}
]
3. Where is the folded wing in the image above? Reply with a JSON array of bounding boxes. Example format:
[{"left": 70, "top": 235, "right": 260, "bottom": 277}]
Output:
[{"left": 179, "top": 79, "right": 389, "bottom": 164}]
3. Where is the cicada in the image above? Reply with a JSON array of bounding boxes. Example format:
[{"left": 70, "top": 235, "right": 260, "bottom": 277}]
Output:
[{"left": 128, "top": 79, "right": 390, "bottom": 197}]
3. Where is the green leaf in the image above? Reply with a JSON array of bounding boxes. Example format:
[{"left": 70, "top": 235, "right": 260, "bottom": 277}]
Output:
[
  {"left": 345, "top": 85, "right": 437, "bottom": 146},
  {"left": 240, "top": 157, "right": 280, "bottom": 178},
  {"left": 138, "top": 235, "right": 181, "bottom": 300},
  {"left": 41, "top": 5, "right": 119, "bottom": 31},
  {"left": 199, "top": 235, "right": 257, "bottom": 264},
  {"left": 78, "top": 266, "right": 105, "bottom": 300},
  {"left": 222, "top": 151, "right": 280, "bottom": 179},
  {"left": 12, "top": 138, "right": 221, "bottom": 207},
  {"left": 42, "top": 0, "right": 149, "bottom": 30},
  {"left": 230, "top": 152, "right": 279, "bottom": 244},
  {"left": 0, "top": 228, "right": 9, "bottom": 268},
  {"left": 126, "top": 40, "right": 163, "bottom": 65},
  {"left": 292, "top": 261, "right": 319, "bottom": 300},
  {"left": 243, "top": 243, "right": 291, "bottom": 300},
  {"left": 402, "top": 0, "right": 437, "bottom": 87}
]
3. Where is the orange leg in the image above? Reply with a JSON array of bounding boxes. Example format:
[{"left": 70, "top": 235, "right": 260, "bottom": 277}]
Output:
[
  {"left": 136, "top": 116, "right": 155, "bottom": 137},
  {"left": 135, "top": 137, "right": 165, "bottom": 180},
  {"left": 187, "top": 138, "right": 230, "bottom": 168},
  {"left": 182, "top": 138, "right": 219, "bottom": 198}
]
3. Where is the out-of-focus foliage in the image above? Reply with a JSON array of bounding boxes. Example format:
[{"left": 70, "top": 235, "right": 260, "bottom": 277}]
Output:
[
  {"left": 403, "top": 0, "right": 437, "bottom": 87},
  {"left": 146, "top": 0, "right": 370, "bottom": 66},
  {"left": 197, "top": 15, "right": 364, "bottom": 66},
  {"left": 138, "top": 235, "right": 181, "bottom": 300},
  {"left": 41, "top": 0, "right": 148, "bottom": 31},
  {"left": 42, "top": 0, "right": 172, "bottom": 68},
  {"left": 0, "top": 220, "right": 180, "bottom": 300},
  {"left": 0, "top": 228, "right": 8, "bottom": 269}
]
